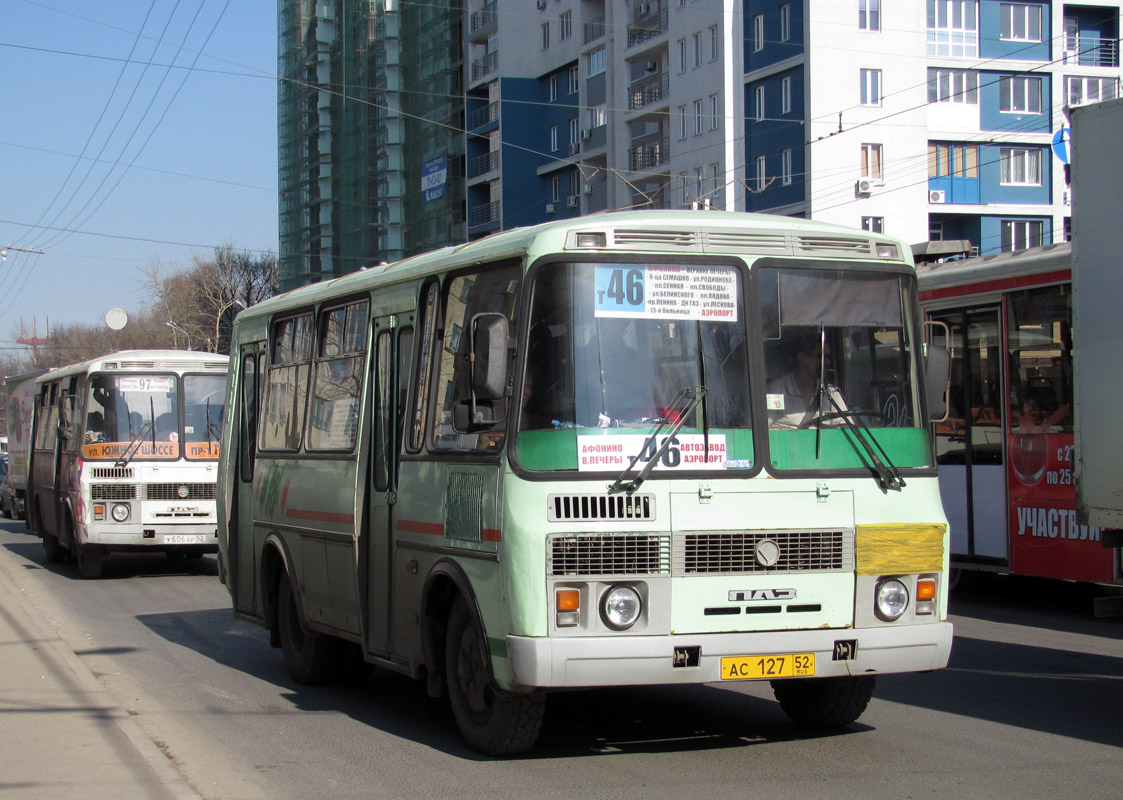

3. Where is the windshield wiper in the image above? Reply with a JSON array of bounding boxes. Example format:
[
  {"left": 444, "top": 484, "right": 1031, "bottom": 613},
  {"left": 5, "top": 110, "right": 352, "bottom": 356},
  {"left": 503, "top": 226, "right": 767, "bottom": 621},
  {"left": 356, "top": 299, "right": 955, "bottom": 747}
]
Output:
[
  {"left": 821, "top": 392, "right": 905, "bottom": 491},
  {"left": 205, "top": 399, "right": 222, "bottom": 446},
  {"left": 115, "top": 420, "right": 153, "bottom": 468},
  {"left": 608, "top": 386, "right": 707, "bottom": 494}
]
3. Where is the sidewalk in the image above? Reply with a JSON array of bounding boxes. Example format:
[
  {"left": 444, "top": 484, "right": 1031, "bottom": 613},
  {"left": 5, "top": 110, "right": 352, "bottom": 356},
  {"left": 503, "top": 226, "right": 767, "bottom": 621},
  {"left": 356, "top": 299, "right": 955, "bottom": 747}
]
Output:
[{"left": 0, "top": 567, "right": 200, "bottom": 799}]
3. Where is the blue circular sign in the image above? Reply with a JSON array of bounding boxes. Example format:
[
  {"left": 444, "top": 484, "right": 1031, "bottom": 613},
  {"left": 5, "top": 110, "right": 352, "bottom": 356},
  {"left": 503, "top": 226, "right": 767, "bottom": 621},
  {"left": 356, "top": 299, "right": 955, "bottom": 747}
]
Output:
[{"left": 1052, "top": 128, "right": 1072, "bottom": 164}]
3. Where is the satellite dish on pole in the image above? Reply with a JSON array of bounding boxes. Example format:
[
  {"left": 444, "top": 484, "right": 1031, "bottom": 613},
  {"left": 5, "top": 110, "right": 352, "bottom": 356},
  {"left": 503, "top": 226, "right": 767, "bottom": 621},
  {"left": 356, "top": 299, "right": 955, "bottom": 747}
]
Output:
[{"left": 105, "top": 308, "right": 128, "bottom": 330}]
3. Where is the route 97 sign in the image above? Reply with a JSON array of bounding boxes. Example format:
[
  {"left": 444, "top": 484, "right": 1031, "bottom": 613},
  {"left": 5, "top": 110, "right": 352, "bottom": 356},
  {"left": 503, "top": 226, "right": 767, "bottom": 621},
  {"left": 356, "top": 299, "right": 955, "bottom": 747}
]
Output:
[{"left": 594, "top": 265, "right": 738, "bottom": 321}]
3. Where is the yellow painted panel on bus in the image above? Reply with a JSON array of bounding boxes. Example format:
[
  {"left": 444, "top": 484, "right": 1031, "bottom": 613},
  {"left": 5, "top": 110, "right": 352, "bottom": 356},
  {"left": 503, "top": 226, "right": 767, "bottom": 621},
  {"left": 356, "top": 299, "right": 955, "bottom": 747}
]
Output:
[
  {"left": 81, "top": 441, "right": 180, "bottom": 459},
  {"left": 186, "top": 442, "right": 221, "bottom": 458},
  {"left": 721, "top": 653, "right": 815, "bottom": 680},
  {"left": 855, "top": 524, "right": 945, "bottom": 576}
]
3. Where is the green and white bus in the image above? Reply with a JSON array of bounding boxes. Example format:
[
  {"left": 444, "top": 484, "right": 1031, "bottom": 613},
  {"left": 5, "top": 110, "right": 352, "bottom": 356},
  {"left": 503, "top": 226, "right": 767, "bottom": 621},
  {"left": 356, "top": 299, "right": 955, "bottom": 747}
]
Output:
[{"left": 218, "top": 210, "right": 953, "bottom": 754}]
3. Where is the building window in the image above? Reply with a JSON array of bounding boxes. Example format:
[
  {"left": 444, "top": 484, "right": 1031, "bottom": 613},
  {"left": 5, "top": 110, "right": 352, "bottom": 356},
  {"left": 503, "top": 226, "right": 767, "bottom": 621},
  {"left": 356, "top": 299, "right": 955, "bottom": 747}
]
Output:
[
  {"left": 781, "top": 149, "right": 792, "bottom": 185},
  {"left": 1067, "top": 75, "right": 1118, "bottom": 106},
  {"left": 755, "top": 155, "right": 767, "bottom": 191},
  {"left": 1000, "top": 148, "right": 1042, "bottom": 185},
  {"left": 550, "top": 125, "right": 559, "bottom": 153},
  {"left": 1001, "top": 220, "right": 1043, "bottom": 251},
  {"left": 678, "top": 105, "right": 688, "bottom": 139},
  {"left": 693, "top": 32, "right": 703, "bottom": 66},
  {"left": 710, "top": 93, "right": 720, "bottom": 129},
  {"left": 695, "top": 167, "right": 705, "bottom": 202},
  {"left": 928, "top": 143, "right": 979, "bottom": 177},
  {"left": 541, "top": 22, "right": 550, "bottom": 50},
  {"left": 927, "top": 1, "right": 979, "bottom": 58},
  {"left": 569, "top": 117, "right": 579, "bottom": 146},
  {"left": 860, "top": 68, "right": 882, "bottom": 105},
  {"left": 709, "top": 25, "right": 720, "bottom": 60},
  {"left": 861, "top": 143, "right": 883, "bottom": 179},
  {"left": 780, "top": 3, "right": 791, "bottom": 42},
  {"left": 587, "top": 103, "right": 606, "bottom": 128},
  {"left": 560, "top": 10, "right": 572, "bottom": 40},
  {"left": 710, "top": 163, "right": 721, "bottom": 200},
  {"left": 927, "top": 68, "right": 978, "bottom": 103},
  {"left": 551, "top": 176, "right": 560, "bottom": 203},
  {"left": 859, "top": 0, "right": 881, "bottom": 31},
  {"left": 694, "top": 99, "right": 704, "bottom": 135},
  {"left": 1000, "top": 3, "right": 1042, "bottom": 42},
  {"left": 781, "top": 76, "right": 792, "bottom": 114},
  {"left": 678, "top": 38, "right": 687, "bottom": 71},
  {"left": 568, "top": 65, "right": 579, "bottom": 95},
  {"left": 999, "top": 75, "right": 1042, "bottom": 113},
  {"left": 754, "top": 85, "right": 765, "bottom": 122},
  {"left": 679, "top": 173, "right": 689, "bottom": 207},
  {"left": 753, "top": 14, "right": 764, "bottom": 52},
  {"left": 549, "top": 75, "right": 558, "bottom": 102},
  {"left": 587, "top": 46, "right": 605, "bottom": 77},
  {"left": 861, "top": 216, "right": 885, "bottom": 233}
]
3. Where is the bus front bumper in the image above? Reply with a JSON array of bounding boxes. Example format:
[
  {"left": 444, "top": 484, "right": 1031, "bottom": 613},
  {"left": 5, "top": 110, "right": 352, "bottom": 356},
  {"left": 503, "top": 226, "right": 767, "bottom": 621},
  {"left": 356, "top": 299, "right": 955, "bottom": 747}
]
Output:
[{"left": 506, "top": 622, "right": 953, "bottom": 689}]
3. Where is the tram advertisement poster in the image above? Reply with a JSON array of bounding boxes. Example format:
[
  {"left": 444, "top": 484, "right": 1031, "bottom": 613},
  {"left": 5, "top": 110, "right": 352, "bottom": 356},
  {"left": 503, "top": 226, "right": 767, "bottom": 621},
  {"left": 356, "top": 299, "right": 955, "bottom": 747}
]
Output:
[{"left": 1007, "top": 430, "right": 1112, "bottom": 583}]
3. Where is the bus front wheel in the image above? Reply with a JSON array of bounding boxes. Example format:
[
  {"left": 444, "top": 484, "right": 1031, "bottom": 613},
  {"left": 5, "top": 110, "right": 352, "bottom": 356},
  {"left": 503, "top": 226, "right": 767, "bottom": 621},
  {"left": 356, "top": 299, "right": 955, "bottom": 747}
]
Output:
[
  {"left": 42, "top": 532, "right": 66, "bottom": 564},
  {"left": 444, "top": 597, "right": 545, "bottom": 756},
  {"left": 277, "top": 570, "right": 339, "bottom": 685},
  {"left": 76, "top": 544, "right": 103, "bottom": 579},
  {"left": 771, "top": 676, "right": 876, "bottom": 728}
]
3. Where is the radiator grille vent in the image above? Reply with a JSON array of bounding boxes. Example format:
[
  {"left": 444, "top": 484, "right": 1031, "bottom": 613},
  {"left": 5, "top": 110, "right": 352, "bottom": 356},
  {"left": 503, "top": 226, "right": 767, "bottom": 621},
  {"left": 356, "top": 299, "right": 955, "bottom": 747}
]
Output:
[
  {"left": 145, "top": 483, "right": 215, "bottom": 501},
  {"left": 549, "top": 533, "right": 670, "bottom": 576},
  {"left": 91, "top": 484, "right": 137, "bottom": 500},
  {"left": 91, "top": 467, "right": 134, "bottom": 479},
  {"left": 547, "top": 493, "right": 655, "bottom": 522},
  {"left": 679, "top": 529, "right": 852, "bottom": 575}
]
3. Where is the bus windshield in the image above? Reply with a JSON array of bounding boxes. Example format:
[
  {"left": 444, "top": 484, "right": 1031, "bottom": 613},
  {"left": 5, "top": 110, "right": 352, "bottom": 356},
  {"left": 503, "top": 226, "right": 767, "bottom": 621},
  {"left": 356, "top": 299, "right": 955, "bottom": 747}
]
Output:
[
  {"left": 517, "top": 260, "right": 750, "bottom": 471},
  {"left": 759, "top": 264, "right": 932, "bottom": 470},
  {"left": 183, "top": 374, "right": 226, "bottom": 459},
  {"left": 83, "top": 373, "right": 180, "bottom": 460}
]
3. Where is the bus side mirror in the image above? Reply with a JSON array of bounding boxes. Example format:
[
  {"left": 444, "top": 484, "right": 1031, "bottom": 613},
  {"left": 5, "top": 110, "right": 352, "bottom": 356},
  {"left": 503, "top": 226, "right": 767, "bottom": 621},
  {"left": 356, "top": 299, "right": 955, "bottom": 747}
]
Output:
[
  {"left": 923, "top": 320, "right": 951, "bottom": 423},
  {"left": 471, "top": 313, "right": 511, "bottom": 400}
]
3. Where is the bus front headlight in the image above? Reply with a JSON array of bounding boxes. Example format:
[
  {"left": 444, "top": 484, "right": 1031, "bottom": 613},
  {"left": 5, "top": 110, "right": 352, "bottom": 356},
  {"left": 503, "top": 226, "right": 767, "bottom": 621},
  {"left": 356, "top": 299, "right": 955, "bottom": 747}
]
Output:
[
  {"left": 875, "top": 578, "right": 909, "bottom": 621},
  {"left": 111, "top": 503, "right": 131, "bottom": 523},
  {"left": 600, "top": 585, "right": 642, "bottom": 630}
]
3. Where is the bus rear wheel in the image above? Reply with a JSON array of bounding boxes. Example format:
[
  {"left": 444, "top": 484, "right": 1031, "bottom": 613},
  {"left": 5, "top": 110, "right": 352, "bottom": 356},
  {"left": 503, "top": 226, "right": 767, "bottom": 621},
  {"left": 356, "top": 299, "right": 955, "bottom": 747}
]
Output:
[
  {"left": 444, "top": 597, "right": 544, "bottom": 756},
  {"left": 277, "top": 570, "right": 339, "bottom": 685},
  {"left": 771, "top": 676, "right": 876, "bottom": 728}
]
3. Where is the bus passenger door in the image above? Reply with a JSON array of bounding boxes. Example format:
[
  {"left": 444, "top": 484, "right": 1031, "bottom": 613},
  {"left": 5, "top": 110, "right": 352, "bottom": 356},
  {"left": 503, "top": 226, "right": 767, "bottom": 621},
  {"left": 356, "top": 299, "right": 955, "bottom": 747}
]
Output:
[
  {"left": 366, "top": 317, "right": 413, "bottom": 655},
  {"left": 232, "top": 346, "right": 264, "bottom": 616}
]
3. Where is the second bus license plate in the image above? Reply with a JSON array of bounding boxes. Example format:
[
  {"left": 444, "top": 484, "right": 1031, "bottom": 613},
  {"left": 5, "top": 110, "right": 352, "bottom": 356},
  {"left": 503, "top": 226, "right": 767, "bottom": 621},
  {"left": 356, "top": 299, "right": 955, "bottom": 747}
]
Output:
[
  {"left": 720, "top": 653, "right": 815, "bottom": 680},
  {"left": 164, "top": 534, "right": 209, "bottom": 545}
]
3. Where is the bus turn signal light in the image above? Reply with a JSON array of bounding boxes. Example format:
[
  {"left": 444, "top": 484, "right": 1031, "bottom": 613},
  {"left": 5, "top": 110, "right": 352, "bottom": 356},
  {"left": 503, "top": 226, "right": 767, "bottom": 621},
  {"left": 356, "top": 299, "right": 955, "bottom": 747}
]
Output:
[
  {"left": 556, "top": 588, "right": 580, "bottom": 627},
  {"left": 916, "top": 577, "right": 937, "bottom": 615}
]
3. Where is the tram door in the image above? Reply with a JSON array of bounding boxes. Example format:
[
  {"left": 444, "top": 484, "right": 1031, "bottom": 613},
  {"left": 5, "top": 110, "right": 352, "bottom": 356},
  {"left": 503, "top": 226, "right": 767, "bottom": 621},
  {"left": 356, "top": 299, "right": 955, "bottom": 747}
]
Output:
[{"left": 930, "top": 306, "right": 1008, "bottom": 562}]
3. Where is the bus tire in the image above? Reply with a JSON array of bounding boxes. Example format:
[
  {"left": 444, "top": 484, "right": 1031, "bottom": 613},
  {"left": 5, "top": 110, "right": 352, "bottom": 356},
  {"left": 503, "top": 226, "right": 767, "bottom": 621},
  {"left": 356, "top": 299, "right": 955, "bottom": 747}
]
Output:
[
  {"left": 42, "top": 532, "right": 66, "bottom": 564},
  {"left": 444, "top": 597, "right": 544, "bottom": 756},
  {"left": 76, "top": 544, "right": 104, "bottom": 579},
  {"left": 771, "top": 676, "right": 875, "bottom": 728},
  {"left": 277, "top": 570, "right": 339, "bottom": 685}
]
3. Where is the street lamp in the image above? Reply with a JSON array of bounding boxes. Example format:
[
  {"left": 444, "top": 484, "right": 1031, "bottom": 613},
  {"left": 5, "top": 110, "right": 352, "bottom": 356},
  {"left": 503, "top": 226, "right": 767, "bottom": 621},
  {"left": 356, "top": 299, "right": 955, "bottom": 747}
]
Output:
[{"left": 166, "top": 321, "right": 192, "bottom": 351}]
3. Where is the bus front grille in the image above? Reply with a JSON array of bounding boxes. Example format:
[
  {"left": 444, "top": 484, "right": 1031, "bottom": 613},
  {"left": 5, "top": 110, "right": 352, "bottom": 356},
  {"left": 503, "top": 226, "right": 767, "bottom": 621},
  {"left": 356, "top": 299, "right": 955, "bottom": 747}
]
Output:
[
  {"left": 549, "top": 533, "right": 670, "bottom": 577},
  {"left": 547, "top": 494, "right": 655, "bottom": 522},
  {"left": 146, "top": 483, "right": 216, "bottom": 501},
  {"left": 678, "top": 529, "right": 853, "bottom": 575},
  {"left": 91, "top": 484, "right": 138, "bottom": 500}
]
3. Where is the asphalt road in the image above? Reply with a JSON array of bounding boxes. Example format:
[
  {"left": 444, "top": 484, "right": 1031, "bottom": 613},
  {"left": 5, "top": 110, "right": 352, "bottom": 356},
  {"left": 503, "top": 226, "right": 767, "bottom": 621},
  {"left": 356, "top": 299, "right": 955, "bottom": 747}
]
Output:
[{"left": 1, "top": 519, "right": 1120, "bottom": 800}]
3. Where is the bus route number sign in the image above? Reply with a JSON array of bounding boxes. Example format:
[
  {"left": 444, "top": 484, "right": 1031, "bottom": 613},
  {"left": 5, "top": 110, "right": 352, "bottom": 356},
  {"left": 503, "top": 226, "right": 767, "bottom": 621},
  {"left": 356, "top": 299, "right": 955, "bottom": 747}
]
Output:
[{"left": 594, "top": 265, "right": 738, "bottom": 321}]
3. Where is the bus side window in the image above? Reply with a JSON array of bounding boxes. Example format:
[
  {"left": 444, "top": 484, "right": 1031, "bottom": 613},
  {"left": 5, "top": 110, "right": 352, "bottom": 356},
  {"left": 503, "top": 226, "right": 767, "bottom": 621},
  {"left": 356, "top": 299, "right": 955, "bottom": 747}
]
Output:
[
  {"left": 409, "top": 281, "right": 440, "bottom": 453},
  {"left": 239, "top": 353, "right": 258, "bottom": 483},
  {"left": 374, "top": 330, "right": 393, "bottom": 492},
  {"left": 260, "top": 313, "right": 314, "bottom": 451}
]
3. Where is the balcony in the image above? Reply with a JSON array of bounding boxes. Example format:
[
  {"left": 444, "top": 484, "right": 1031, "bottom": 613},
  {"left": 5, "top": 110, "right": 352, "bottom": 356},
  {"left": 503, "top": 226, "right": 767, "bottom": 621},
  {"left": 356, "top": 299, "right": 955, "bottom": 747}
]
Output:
[
  {"left": 629, "top": 138, "right": 669, "bottom": 171},
  {"left": 584, "top": 17, "right": 606, "bottom": 44},
  {"left": 468, "top": 150, "right": 500, "bottom": 179},
  {"left": 469, "top": 200, "right": 501, "bottom": 228},
  {"left": 1064, "top": 36, "right": 1119, "bottom": 67},
  {"left": 471, "top": 51, "right": 498, "bottom": 82},
  {"left": 629, "top": 74, "right": 669, "bottom": 111},
  {"left": 467, "top": 101, "right": 500, "bottom": 131},
  {"left": 470, "top": 2, "right": 497, "bottom": 36},
  {"left": 628, "top": 8, "right": 668, "bottom": 48}
]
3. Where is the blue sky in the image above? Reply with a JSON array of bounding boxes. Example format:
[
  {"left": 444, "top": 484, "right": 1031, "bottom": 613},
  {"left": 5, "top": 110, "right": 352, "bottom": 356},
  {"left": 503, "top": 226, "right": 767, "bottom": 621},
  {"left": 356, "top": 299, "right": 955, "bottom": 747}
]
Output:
[{"left": 0, "top": 0, "right": 277, "bottom": 352}]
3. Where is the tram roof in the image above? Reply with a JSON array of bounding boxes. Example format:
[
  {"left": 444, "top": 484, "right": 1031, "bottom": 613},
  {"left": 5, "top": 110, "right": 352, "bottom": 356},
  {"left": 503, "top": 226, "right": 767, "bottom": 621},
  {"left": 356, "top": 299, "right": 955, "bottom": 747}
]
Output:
[
  {"left": 916, "top": 241, "right": 1072, "bottom": 294},
  {"left": 244, "top": 209, "right": 912, "bottom": 320}
]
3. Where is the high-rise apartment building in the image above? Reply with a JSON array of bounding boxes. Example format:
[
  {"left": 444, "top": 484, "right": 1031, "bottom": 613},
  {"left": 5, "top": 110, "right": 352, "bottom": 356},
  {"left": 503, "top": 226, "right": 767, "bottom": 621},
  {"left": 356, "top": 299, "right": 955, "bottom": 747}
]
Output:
[{"left": 277, "top": 1, "right": 1121, "bottom": 289}]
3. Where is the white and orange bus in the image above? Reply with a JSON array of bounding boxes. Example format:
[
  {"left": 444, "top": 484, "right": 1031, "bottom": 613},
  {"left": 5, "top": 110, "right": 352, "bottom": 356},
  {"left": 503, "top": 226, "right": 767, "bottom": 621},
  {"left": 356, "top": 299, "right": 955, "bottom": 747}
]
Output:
[{"left": 28, "top": 350, "right": 229, "bottom": 578}]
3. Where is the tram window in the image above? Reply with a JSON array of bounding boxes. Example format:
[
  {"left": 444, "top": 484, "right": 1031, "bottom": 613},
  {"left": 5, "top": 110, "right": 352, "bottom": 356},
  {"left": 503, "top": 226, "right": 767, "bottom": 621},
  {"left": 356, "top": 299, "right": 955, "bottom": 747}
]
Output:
[{"left": 1006, "top": 285, "right": 1072, "bottom": 433}]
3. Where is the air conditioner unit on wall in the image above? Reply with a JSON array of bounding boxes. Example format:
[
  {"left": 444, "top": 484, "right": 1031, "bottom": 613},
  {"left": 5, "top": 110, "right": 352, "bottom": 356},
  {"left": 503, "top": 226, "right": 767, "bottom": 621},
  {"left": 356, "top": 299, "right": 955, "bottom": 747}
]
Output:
[
  {"left": 929, "top": 189, "right": 947, "bottom": 204},
  {"left": 568, "top": 142, "right": 580, "bottom": 155},
  {"left": 567, "top": 195, "right": 579, "bottom": 208},
  {"left": 856, "top": 178, "right": 883, "bottom": 196},
  {"left": 545, "top": 202, "right": 556, "bottom": 214}
]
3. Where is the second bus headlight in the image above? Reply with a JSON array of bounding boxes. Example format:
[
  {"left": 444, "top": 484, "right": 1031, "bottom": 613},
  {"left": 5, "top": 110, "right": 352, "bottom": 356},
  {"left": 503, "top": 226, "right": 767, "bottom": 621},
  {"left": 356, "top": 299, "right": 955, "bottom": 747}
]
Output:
[
  {"left": 111, "top": 503, "right": 131, "bottom": 523},
  {"left": 600, "top": 585, "right": 642, "bottom": 630},
  {"left": 875, "top": 578, "right": 909, "bottom": 621}
]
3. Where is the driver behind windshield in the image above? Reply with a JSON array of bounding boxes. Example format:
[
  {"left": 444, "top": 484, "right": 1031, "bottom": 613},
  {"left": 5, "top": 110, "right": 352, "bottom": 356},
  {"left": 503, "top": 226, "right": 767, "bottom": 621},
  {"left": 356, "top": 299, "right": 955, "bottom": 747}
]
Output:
[{"left": 766, "top": 328, "right": 847, "bottom": 430}]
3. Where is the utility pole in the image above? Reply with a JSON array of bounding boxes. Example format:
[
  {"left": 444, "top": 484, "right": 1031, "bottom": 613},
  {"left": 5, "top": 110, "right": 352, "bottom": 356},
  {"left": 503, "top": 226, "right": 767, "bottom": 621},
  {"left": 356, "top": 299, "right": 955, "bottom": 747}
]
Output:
[{"left": 1, "top": 244, "right": 45, "bottom": 261}]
